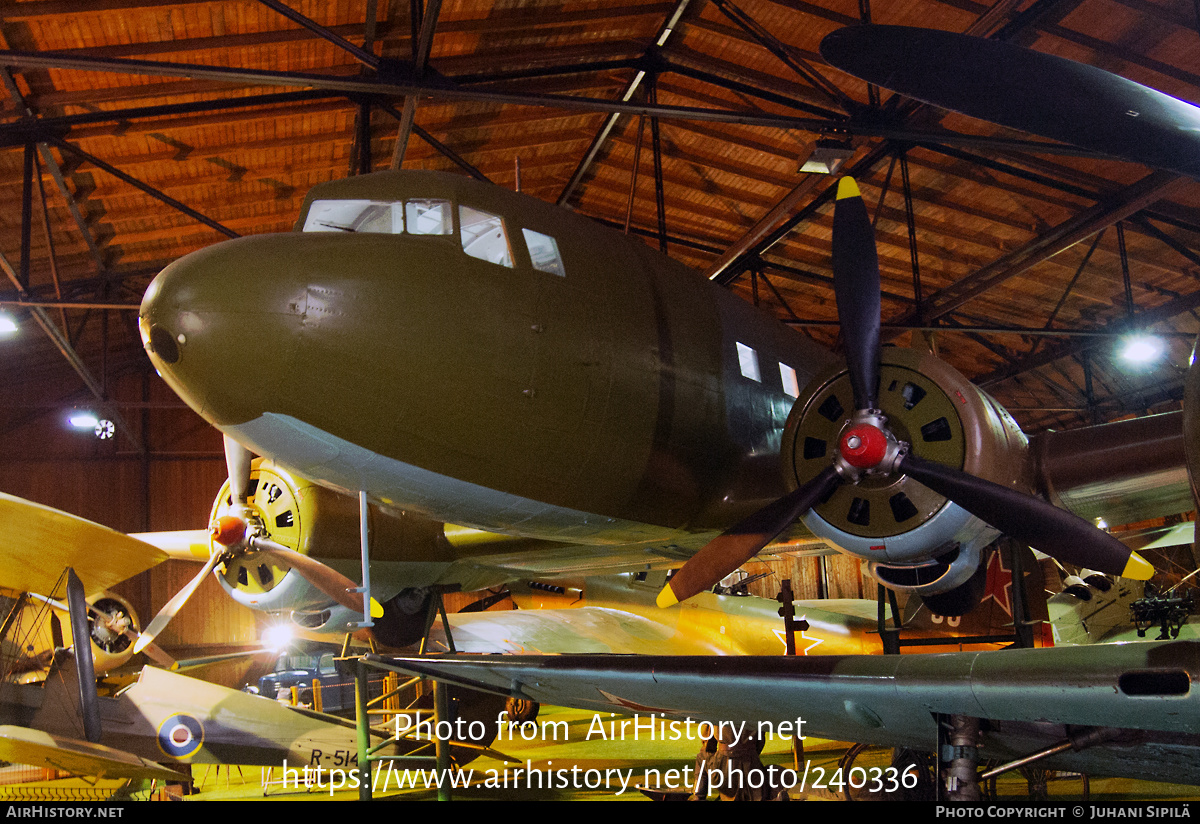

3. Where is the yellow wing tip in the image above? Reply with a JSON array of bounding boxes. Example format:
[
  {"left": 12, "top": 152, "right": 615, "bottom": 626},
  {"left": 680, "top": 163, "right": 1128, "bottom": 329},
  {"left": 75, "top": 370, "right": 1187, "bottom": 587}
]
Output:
[
  {"left": 655, "top": 586, "right": 679, "bottom": 609},
  {"left": 370, "top": 598, "right": 384, "bottom": 618},
  {"left": 1121, "top": 552, "right": 1155, "bottom": 581},
  {"left": 836, "top": 176, "right": 861, "bottom": 201}
]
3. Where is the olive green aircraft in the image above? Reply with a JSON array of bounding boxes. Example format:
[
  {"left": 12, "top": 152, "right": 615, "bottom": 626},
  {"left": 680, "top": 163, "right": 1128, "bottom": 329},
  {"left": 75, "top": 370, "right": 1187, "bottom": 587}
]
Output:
[
  {"left": 135, "top": 169, "right": 1183, "bottom": 649},
  {"left": 378, "top": 24, "right": 1200, "bottom": 796},
  {"left": 133, "top": 21, "right": 1200, "bottom": 649}
]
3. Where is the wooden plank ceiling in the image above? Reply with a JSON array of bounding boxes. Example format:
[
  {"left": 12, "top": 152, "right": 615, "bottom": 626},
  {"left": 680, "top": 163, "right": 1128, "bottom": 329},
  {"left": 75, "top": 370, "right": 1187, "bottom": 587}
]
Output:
[{"left": 1, "top": 0, "right": 1199, "bottom": 462}]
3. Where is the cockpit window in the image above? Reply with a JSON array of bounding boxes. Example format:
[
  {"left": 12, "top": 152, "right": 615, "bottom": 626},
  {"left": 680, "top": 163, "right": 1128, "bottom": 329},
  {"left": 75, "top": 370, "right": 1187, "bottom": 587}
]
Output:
[
  {"left": 303, "top": 200, "right": 403, "bottom": 234},
  {"left": 303, "top": 198, "right": 452, "bottom": 236},
  {"left": 522, "top": 228, "right": 565, "bottom": 277},
  {"left": 459, "top": 205, "right": 513, "bottom": 267},
  {"left": 405, "top": 199, "right": 453, "bottom": 235}
]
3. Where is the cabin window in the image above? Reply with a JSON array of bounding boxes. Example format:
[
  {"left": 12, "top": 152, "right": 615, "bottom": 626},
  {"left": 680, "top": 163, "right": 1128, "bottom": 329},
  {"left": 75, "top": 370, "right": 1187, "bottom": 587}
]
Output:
[
  {"left": 780, "top": 363, "right": 800, "bottom": 398},
  {"left": 303, "top": 199, "right": 404, "bottom": 234},
  {"left": 405, "top": 199, "right": 453, "bottom": 235},
  {"left": 459, "top": 206, "right": 513, "bottom": 267},
  {"left": 736, "top": 342, "right": 761, "bottom": 382},
  {"left": 522, "top": 228, "right": 566, "bottom": 276}
]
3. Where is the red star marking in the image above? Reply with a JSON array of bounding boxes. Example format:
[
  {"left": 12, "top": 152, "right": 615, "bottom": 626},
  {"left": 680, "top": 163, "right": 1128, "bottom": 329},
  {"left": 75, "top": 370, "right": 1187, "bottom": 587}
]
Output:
[{"left": 980, "top": 550, "right": 1015, "bottom": 618}]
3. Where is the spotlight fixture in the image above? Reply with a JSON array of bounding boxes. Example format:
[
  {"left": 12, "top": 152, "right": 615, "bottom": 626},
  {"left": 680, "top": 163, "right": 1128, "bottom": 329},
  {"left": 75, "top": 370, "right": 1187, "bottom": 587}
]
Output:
[
  {"left": 262, "top": 623, "right": 294, "bottom": 652},
  {"left": 798, "top": 138, "right": 855, "bottom": 175},
  {"left": 68, "top": 412, "right": 99, "bottom": 430},
  {"left": 1119, "top": 333, "right": 1165, "bottom": 367},
  {"left": 0, "top": 313, "right": 16, "bottom": 337},
  {"left": 95, "top": 419, "right": 115, "bottom": 440}
]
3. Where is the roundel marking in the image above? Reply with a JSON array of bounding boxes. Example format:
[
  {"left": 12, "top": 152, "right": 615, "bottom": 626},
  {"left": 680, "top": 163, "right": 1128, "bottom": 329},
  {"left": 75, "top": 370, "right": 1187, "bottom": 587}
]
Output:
[{"left": 157, "top": 713, "right": 204, "bottom": 759}]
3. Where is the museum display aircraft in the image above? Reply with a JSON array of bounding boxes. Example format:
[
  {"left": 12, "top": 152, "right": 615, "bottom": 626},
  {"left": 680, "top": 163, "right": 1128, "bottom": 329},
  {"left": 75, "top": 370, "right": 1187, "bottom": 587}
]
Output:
[
  {"left": 373, "top": 24, "right": 1200, "bottom": 793},
  {"left": 430, "top": 551, "right": 1050, "bottom": 657},
  {"left": 133, "top": 173, "right": 1184, "bottom": 648},
  {"left": 0, "top": 494, "right": 414, "bottom": 783},
  {"left": 129, "top": 20, "right": 1200, "bottom": 649}
]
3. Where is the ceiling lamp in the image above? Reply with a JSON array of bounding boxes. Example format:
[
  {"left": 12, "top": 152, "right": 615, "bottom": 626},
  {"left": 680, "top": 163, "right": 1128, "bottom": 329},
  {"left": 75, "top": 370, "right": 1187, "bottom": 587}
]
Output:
[
  {"left": 68, "top": 412, "right": 99, "bottom": 430},
  {"left": 799, "top": 138, "right": 855, "bottom": 175},
  {"left": 1118, "top": 333, "right": 1165, "bottom": 367},
  {"left": 0, "top": 313, "right": 16, "bottom": 338}
]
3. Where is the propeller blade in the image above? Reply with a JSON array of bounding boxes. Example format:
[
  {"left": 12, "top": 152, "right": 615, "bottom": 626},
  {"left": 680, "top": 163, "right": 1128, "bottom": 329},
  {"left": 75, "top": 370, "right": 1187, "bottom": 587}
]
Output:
[
  {"left": 223, "top": 434, "right": 254, "bottom": 506},
  {"left": 898, "top": 453, "right": 1153, "bottom": 580},
  {"left": 251, "top": 537, "right": 384, "bottom": 618},
  {"left": 832, "top": 177, "right": 881, "bottom": 411},
  {"left": 133, "top": 550, "right": 222, "bottom": 653},
  {"left": 820, "top": 25, "right": 1200, "bottom": 179},
  {"left": 658, "top": 466, "right": 840, "bottom": 607},
  {"left": 85, "top": 601, "right": 175, "bottom": 667}
]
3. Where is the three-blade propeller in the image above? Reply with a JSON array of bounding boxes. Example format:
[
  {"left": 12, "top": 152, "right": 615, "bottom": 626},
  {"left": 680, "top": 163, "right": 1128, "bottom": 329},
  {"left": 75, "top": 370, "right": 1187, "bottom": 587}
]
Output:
[
  {"left": 658, "top": 177, "right": 1153, "bottom": 608},
  {"left": 134, "top": 437, "right": 381, "bottom": 653}
]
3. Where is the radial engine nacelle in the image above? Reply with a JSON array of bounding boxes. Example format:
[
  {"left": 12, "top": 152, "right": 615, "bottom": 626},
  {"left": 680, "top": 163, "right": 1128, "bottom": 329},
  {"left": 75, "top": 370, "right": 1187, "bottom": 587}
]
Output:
[
  {"left": 782, "top": 347, "right": 1029, "bottom": 600},
  {"left": 205, "top": 459, "right": 453, "bottom": 644},
  {"left": 12, "top": 592, "right": 141, "bottom": 684}
]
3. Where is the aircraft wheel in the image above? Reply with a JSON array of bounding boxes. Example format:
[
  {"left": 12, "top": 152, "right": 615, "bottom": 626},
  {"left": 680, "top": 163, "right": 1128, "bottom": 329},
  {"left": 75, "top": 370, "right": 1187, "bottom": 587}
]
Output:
[
  {"left": 371, "top": 588, "right": 432, "bottom": 647},
  {"left": 917, "top": 551, "right": 992, "bottom": 617},
  {"left": 504, "top": 696, "right": 539, "bottom": 724}
]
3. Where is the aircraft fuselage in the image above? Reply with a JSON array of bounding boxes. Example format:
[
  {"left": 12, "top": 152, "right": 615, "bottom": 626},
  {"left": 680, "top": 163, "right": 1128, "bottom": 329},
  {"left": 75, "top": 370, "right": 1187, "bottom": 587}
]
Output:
[{"left": 141, "top": 171, "right": 832, "bottom": 553}]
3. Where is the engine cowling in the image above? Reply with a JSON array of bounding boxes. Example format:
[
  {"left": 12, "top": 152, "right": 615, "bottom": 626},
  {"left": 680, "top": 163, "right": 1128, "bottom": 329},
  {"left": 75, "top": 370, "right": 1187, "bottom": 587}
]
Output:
[
  {"left": 208, "top": 460, "right": 416, "bottom": 613},
  {"left": 781, "top": 347, "right": 1030, "bottom": 597}
]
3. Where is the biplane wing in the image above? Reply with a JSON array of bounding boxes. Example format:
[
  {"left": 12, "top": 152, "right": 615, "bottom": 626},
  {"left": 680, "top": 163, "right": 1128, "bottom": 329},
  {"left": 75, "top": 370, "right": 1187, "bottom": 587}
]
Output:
[
  {"left": 0, "top": 492, "right": 169, "bottom": 597},
  {"left": 0, "top": 725, "right": 186, "bottom": 782}
]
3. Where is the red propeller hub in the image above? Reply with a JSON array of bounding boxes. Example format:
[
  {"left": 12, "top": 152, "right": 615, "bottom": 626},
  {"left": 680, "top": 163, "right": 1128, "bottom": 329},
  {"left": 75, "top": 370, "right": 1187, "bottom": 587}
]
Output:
[
  {"left": 210, "top": 515, "right": 247, "bottom": 547},
  {"left": 840, "top": 424, "right": 889, "bottom": 469}
]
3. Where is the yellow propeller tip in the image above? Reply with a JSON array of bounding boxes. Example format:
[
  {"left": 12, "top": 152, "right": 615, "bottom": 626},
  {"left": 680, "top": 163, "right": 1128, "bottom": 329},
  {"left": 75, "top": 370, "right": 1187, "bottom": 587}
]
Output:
[
  {"left": 1121, "top": 552, "right": 1155, "bottom": 581},
  {"left": 656, "top": 586, "right": 679, "bottom": 609},
  {"left": 836, "top": 176, "right": 861, "bottom": 201},
  {"left": 370, "top": 598, "right": 384, "bottom": 618}
]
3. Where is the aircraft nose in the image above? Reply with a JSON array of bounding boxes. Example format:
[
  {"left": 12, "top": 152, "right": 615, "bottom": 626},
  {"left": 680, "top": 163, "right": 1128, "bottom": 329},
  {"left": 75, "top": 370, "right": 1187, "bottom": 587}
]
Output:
[{"left": 140, "top": 234, "right": 308, "bottom": 426}]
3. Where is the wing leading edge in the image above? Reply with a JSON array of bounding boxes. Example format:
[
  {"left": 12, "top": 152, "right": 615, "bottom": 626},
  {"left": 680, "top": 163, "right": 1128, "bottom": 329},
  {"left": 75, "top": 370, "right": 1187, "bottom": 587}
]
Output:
[{"left": 377, "top": 641, "right": 1200, "bottom": 784}]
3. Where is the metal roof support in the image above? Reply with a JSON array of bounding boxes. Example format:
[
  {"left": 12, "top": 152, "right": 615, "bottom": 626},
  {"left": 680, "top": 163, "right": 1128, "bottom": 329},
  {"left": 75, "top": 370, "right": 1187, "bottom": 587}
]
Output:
[
  {"left": 1027, "top": 229, "right": 1106, "bottom": 359},
  {"left": 888, "top": 170, "right": 1187, "bottom": 328},
  {"left": 47, "top": 137, "right": 240, "bottom": 240},
  {"left": 18, "top": 142, "right": 31, "bottom": 293},
  {"left": 649, "top": 84, "right": 667, "bottom": 254},
  {"left": 623, "top": 115, "right": 645, "bottom": 235},
  {"left": 378, "top": 104, "right": 489, "bottom": 181},
  {"left": 707, "top": 0, "right": 854, "bottom": 112},
  {"left": 0, "top": 250, "right": 143, "bottom": 454},
  {"left": 555, "top": 0, "right": 693, "bottom": 206},
  {"left": 33, "top": 149, "right": 68, "bottom": 336},
  {"left": 257, "top": 0, "right": 380, "bottom": 70},
  {"left": 873, "top": 152, "right": 897, "bottom": 230},
  {"left": 661, "top": 60, "right": 843, "bottom": 119},
  {"left": 353, "top": 99, "right": 373, "bottom": 176},
  {"left": 978, "top": 286, "right": 1200, "bottom": 389},
  {"left": 706, "top": 143, "right": 894, "bottom": 284},
  {"left": 900, "top": 150, "right": 921, "bottom": 307},
  {"left": 389, "top": 0, "right": 442, "bottom": 170},
  {"left": 1131, "top": 215, "right": 1200, "bottom": 271}
]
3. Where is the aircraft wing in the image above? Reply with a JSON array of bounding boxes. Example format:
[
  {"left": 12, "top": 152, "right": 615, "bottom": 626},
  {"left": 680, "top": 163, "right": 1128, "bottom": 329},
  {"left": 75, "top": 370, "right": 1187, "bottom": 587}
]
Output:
[
  {"left": 0, "top": 725, "right": 186, "bottom": 782},
  {"left": 379, "top": 640, "right": 1200, "bottom": 783},
  {"left": 439, "top": 607, "right": 726, "bottom": 654},
  {"left": 0, "top": 493, "right": 169, "bottom": 596}
]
